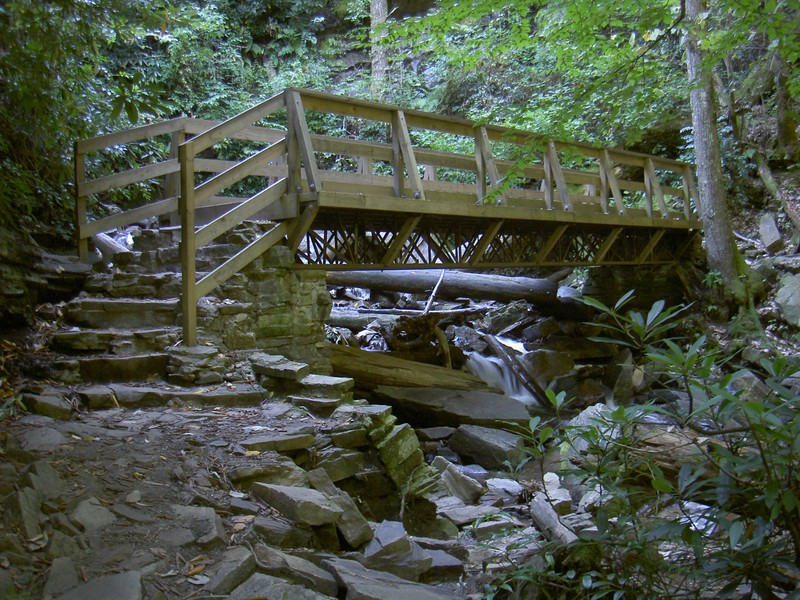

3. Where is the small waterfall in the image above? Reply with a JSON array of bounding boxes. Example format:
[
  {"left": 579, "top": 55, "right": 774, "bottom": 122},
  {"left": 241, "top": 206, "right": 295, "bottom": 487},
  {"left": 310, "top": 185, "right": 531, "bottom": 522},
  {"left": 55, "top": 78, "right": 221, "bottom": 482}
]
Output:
[{"left": 466, "top": 353, "right": 538, "bottom": 405}]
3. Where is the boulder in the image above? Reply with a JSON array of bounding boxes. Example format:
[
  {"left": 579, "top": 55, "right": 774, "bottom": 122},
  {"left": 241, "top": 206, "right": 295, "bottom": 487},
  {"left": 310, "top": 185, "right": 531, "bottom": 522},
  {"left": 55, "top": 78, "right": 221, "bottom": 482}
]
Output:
[
  {"left": 307, "top": 468, "right": 373, "bottom": 548},
  {"left": 776, "top": 273, "right": 800, "bottom": 327},
  {"left": 323, "top": 557, "right": 463, "bottom": 600},
  {"left": 54, "top": 571, "right": 142, "bottom": 600},
  {"left": 253, "top": 543, "right": 339, "bottom": 596},
  {"left": 374, "top": 386, "right": 531, "bottom": 428},
  {"left": 228, "top": 573, "right": 335, "bottom": 600},
  {"left": 250, "top": 483, "right": 343, "bottom": 526},
  {"left": 448, "top": 425, "right": 526, "bottom": 470},
  {"left": 362, "top": 520, "right": 433, "bottom": 581}
]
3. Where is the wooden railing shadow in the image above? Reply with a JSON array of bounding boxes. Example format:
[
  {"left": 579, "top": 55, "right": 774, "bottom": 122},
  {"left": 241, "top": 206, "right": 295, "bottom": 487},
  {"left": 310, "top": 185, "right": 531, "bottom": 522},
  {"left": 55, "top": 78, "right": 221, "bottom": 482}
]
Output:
[{"left": 75, "top": 88, "right": 701, "bottom": 346}]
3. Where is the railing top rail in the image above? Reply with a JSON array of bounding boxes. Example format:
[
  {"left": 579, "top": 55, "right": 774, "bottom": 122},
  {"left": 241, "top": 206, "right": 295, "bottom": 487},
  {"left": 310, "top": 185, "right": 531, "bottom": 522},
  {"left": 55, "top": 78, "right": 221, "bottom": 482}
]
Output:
[
  {"left": 290, "top": 87, "right": 694, "bottom": 171},
  {"left": 76, "top": 117, "right": 191, "bottom": 155},
  {"left": 186, "top": 90, "right": 287, "bottom": 156}
]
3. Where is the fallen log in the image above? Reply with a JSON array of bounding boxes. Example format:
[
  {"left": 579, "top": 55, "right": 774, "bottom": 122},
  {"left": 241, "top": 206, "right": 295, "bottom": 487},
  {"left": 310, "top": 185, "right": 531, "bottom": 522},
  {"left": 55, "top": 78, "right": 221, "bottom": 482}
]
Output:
[
  {"left": 330, "top": 343, "right": 491, "bottom": 391},
  {"left": 326, "top": 270, "right": 558, "bottom": 304}
]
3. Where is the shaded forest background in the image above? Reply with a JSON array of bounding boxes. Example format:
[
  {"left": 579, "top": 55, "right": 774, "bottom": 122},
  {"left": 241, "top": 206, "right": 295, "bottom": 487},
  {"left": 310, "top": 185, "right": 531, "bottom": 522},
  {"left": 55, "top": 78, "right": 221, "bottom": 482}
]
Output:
[{"left": 0, "top": 0, "right": 797, "bottom": 247}]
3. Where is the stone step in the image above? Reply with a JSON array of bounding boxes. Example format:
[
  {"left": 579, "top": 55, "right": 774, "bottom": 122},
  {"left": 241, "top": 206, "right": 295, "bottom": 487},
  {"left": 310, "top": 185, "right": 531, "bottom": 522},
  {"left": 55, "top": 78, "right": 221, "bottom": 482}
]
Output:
[
  {"left": 74, "top": 382, "right": 267, "bottom": 409},
  {"left": 64, "top": 297, "right": 180, "bottom": 329},
  {"left": 294, "top": 374, "right": 355, "bottom": 402},
  {"left": 52, "top": 327, "right": 180, "bottom": 356},
  {"left": 53, "top": 353, "right": 170, "bottom": 384}
]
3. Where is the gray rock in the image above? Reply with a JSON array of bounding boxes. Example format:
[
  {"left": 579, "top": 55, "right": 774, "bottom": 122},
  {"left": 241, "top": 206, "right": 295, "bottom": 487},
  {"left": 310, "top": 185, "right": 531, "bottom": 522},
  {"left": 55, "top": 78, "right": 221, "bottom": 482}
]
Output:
[
  {"left": 171, "top": 505, "right": 228, "bottom": 548},
  {"left": 253, "top": 543, "right": 339, "bottom": 596},
  {"left": 362, "top": 520, "right": 432, "bottom": 581},
  {"left": 43, "top": 557, "right": 79, "bottom": 597},
  {"left": 47, "top": 530, "right": 82, "bottom": 560},
  {"left": 23, "top": 394, "right": 73, "bottom": 420},
  {"left": 18, "top": 427, "right": 69, "bottom": 452},
  {"left": 253, "top": 514, "right": 316, "bottom": 548},
  {"left": 759, "top": 214, "right": 784, "bottom": 254},
  {"left": 55, "top": 571, "right": 142, "bottom": 600},
  {"left": 251, "top": 483, "right": 343, "bottom": 526},
  {"left": 374, "top": 386, "right": 531, "bottom": 428},
  {"left": 315, "top": 447, "right": 365, "bottom": 482},
  {"left": 563, "top": 403, "right": 615, "bottom": 458},
  {"left": 307, "top": 468, "right": 373, "bottom": 548},
  {"left": 416, "top": 427, "right": 456, "bottom": 442},
  {"left": 250, "top": 352, "right": 311, "bottom": 380},
  {"left": 777, "top": 273, "right": 800, "bottom": 327},
  {"left": 23, "top": 460, "right": 66, "bottom": 500},
  {"left": 431, "top": 456, "right": 484, "bottom": 504},
  {"left": 203, "top": 545, "right": 256, "bottom": 595},
  {"left": 240, "top": 430, "right": 316, "bottom": 453},
  {"left": 0, "top": 568, "right": 13, "bottom": 598},
  {"left": 519, "top": 349, "right": 575, "bottom": 386},
  {"left": 8, "top": 487, "right": 43, "bottom": 539},
  {"left": 438, "top": 504, "right": 501, "bottom": 527},
  {"left": 448, "top": 425, "right": 526, "bottom": 470},
  {"left": 542, "top": 472, "right": 572, "bottom": 515},
  {"left": 229, "top": 452, "right": 309, "bottom": 488},
  {"left": 70, "top": 497, "right": 117, "bottom": 533},
  {"left": 420, "top": 549, "right": 465, "bottom": 582},
  {"left": 486, "top": 477, "right": 525, "bottom": 498},
  {"left": 323, "top": 557, "right": 463, "bottom": 600},
  {"left": 603, "top": 347, "right": 636, "bottom": 403},
  {"left": 228, "top": 572, "right": 335, "bottom": 600}
]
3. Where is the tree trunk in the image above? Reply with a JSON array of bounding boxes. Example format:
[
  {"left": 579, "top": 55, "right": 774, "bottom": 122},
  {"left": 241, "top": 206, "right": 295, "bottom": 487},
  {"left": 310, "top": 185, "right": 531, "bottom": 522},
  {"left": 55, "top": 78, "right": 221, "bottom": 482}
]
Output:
[
  {"left": 326, "top": 270, "right": 559, "bottom": 304},
  {"left": 684, "top": 0, "right": 746, "bottom": 305},
  {"left": 774, "top": 55, "right": 800, "bottom": 164},
  {"left": 370, "top": 0, "right": 389, "bottom": 95}
]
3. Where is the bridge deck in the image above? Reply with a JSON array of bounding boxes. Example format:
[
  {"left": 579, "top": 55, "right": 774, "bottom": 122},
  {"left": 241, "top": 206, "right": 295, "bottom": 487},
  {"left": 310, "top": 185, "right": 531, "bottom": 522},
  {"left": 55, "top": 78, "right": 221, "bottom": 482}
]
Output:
[{"left": 74, "top": 88, "right": 702, "bottom": 343}]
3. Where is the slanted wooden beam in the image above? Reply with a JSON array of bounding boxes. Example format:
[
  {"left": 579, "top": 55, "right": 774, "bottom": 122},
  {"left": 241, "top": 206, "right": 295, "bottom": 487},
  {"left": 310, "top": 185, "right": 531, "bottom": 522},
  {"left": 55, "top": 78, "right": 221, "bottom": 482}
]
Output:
[
  {"left": 534, "top": 224, "right": 569, "bottom": 263},
  {"left": 475, "top": 126, "right": 505, "bottom": 205},
  {"left": 382, "top": 216, "right": 421, "bottom": 266},
  {"left": 645, "top": 158, "right": 669, "bottom": 217},
  {"left": 546, "top": 142, "right": 571, "bottom": 210},
  {"left": 469, "top": 219, "right": 504, "bottom": 265},
  {"left": 391, "top": 110, "right": 426, "bottom": 200},
  {"left": 637, "top": 229, "right": 666, "bottom": 263},
  {"left": 287, "top": 202, "right": 320, "bottom": 253},
  {"left": 287, "top": 90, "right": 322, "bottom": 193},
  {"left": 600, "top": 149, "right": 625, "bottom": 214},
  {"left": 593, "top": 227, "right": 623, "bottom": 264}
]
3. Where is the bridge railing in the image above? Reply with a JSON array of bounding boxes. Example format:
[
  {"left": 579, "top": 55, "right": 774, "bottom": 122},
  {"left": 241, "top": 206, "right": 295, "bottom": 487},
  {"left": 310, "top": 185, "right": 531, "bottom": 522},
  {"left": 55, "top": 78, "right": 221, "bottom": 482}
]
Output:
[{"left": 75, "top": 87, "right": 700, "bottom": 346}]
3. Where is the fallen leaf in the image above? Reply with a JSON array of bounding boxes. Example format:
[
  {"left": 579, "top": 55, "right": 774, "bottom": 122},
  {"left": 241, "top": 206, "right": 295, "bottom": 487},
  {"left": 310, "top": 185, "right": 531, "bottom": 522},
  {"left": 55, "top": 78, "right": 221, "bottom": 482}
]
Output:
[{"left": 187, "top": 574, "right": 211, "bottom": 586}]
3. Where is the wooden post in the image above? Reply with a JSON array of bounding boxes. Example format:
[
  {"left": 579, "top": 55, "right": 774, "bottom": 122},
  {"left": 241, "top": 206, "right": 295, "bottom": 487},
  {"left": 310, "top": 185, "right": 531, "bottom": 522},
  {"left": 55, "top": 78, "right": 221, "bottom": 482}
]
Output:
[
  {"left": 287, "top": 90, "right": 322, "bottom": 193},
  {"left": 546, "top": 142, "right": 571, "bottom": 210},
  {"left": 600, "top": 150, "right": 625, "bottom": 214},
  {"left": 646, "top": 158, "right": 669, "bottom": 217},
  {"left": 682, "top": 165, "right": 699, "bottom": 218},
  {"left": 285, "top": 92, "right": 302, "bottom": 195},
  {"left": 391, "top": 110, "right": 425, "bottom": 200},
  {"left": 179, "top": 142, "right": 197, "bottom": 346},
  {"left": 74, "top": 142, "right": 88, "bottom": 261},
  {"left": 474, "top": 126, "right": 504, "bottom": 205}
]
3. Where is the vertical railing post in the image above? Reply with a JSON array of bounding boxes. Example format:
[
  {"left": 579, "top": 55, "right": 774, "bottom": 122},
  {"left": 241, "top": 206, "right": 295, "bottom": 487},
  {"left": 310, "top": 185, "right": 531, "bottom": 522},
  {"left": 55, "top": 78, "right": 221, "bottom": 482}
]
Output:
[
  {"left": 285, "top": 92, "right": 302, "bottom": 195},
  {"left": 74, "top": 142, "right": 88, "bottom": 261},
  {"left": 179, "top": 141, "right": 197, "bottom": 346},
  {"left": 165, "top": 128, "right": 185, "bottom": 200},
  {"left": 682, "top": 165, "right": 699, "bottom": 218},
  {"left": 286, "top": 90, "right": 322, "bottom": 193},
  {"left": 474, "top": 126, "right": 504, "bottom": 205},
  {"left": 600, "top": 150, "right": 625, "bottom": 214},
  {"left": 391, "top": 110, "right": 425, "bottom": 200}
]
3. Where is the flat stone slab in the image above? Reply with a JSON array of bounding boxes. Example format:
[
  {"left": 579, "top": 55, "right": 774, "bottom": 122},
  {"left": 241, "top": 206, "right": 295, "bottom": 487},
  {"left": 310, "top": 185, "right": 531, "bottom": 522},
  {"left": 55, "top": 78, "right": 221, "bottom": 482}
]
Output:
[
  {"left": 55, "top": 571, "right": 142, "bottom": 600},
  {"left": 323, "top": 558, "right": 463, "bottom": 600},
  {"left": 240, "top": 430, "right": 316, "bottom": 453},
  {"left": 251, "top": 483, "right": 343, "bottom": 526},
  {"left": 448, "top": 424, "right": 526, "bottom": 470},
  {"left": 374, "top": 386, "right": 531, "bottom": 428},
  {"left": 251, "top": 352, "right": 311, "bottom": 381},
  {"left": 106, "top": 383, "right": 266, "bottom": 408},
  {"left": 228, "top": 572, "right": 335, "bottom": 600},
  {"left": 18, "top": 427, "right": 70, "bottom": 452}
]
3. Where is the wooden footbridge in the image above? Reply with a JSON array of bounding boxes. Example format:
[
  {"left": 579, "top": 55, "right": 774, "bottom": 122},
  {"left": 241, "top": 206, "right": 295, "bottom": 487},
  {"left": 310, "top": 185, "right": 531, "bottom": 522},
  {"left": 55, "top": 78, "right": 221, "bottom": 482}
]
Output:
[{"left": 75, "top": 88, "right": 702, "bottom": 344}]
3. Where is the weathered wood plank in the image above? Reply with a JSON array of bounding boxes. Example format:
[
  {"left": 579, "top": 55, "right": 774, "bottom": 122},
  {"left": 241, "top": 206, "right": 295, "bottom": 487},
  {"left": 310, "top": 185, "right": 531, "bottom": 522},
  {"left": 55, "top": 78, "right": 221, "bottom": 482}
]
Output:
[
  {"left": 79, "top": 159, "right": 180, "bottom": 197},
  {"left": 194, "top": 139, "right": 286, "bottom": 205},
  {"left": 81, "top": 197, "right": 179, "bottom": 238},
  {"left": 287, "top": 90, "right": 322, "bottom": 193},
  {"left": 392, "top": 110, "right": 426, "bottom": 200},
  {"left": 195, "top": 222, "right": 289, "bottom": 299},
  {"left": 195, "top": 179, "right": 288, "bottom": 248},
  {"left": 77, "top": 118, "right": 189, "bottom": 154}
]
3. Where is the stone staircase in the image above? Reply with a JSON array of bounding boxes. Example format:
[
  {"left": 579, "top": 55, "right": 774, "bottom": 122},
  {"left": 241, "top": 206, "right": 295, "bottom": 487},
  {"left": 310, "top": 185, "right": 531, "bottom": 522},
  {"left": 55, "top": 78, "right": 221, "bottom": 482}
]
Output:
[{"left": 40, "top": 223, "right": 347, "bottom": 409}]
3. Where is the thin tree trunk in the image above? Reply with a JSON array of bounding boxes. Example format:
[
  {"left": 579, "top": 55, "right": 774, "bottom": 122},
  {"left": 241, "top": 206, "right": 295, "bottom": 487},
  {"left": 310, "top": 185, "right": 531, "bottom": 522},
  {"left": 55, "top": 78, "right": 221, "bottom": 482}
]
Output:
[
  {"left": 370, "top": 0, "right": 389, "bottom": 95},
  {"left": 685, "top": 0, "right": 746, "bottom": 304}
]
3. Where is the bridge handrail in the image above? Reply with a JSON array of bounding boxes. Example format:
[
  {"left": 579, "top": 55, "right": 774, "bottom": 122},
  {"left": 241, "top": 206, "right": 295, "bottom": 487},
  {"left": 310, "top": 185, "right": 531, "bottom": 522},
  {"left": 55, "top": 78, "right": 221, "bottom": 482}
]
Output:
[{"left": 74, "top": 87, "right": 701, "bottom": 346}]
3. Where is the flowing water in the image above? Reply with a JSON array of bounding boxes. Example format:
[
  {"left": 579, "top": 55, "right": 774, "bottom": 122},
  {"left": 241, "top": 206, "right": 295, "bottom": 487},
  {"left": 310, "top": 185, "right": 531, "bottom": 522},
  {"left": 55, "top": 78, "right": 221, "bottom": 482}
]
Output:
[{"left": 466, "top": 337, "right": 539, "bottom": 405}]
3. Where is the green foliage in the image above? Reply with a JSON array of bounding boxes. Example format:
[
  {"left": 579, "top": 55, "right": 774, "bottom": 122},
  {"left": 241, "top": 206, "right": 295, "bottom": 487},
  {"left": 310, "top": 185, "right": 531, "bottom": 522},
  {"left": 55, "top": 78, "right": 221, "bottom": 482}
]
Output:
[
  {"left": 581, "top": 290, "right": 690, "bottom": 354},
  {"left": 489, "top": 293, "right": 800, "bottom": 598}
]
